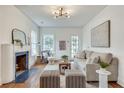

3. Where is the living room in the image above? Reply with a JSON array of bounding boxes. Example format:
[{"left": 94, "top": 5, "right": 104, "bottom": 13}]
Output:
[{"left": 0, "top": 1, "right": 124, "bottom": 90}]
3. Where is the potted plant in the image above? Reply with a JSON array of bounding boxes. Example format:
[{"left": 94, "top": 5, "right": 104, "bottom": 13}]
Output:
[
  {"left": 61, "top": 55, "right": 68, "bottom": 62},
  {"left": 99, "top": 61, "right": 110, "bottom": 71}
]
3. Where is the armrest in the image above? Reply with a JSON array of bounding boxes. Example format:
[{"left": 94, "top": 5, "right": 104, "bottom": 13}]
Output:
[
  {"left": 110, "top": 57, "right": 118, "bottom": 66},
  {"left": 86, "top": 63, "right": 100, "bottom": 72},
  {"left": 86, "top": 63, "right": 100, "bottom": 81},
  {"left": 106, "top": 57, "right": 118, "bottom": 81},
  {"left": 106, "top": 57, "right": 118, "bottom": 72}
]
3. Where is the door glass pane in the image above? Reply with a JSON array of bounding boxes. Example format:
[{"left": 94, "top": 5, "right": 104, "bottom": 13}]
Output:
[{"left": 71, "top": 35, "right": 79, "bottom": 58}]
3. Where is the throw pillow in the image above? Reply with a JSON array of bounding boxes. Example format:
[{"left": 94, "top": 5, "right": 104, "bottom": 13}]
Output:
[
  {"left": 86, "top": 58, "right": 92, "bottom": 64},
  {"left": 75, "top": 51, "right": 86, "bottom": 59},
  {"left": 90, "top": 56, "right": 100, "bottom": 64},
  {"left": 98, "top": 53, "right": 113, "bottom": 64},
  {"left": 85, "top": 50, "right": 93, "bottom": 59},
  {"left": 86, "top": 56, "right": 100, "bottom": 64},
  {"left": 80, "top": 51, "right": 86, "bottom": 59}
]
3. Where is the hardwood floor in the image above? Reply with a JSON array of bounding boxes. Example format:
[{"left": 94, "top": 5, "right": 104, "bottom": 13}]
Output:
[
  {"left": 0, "top": 63, "right": 123, "bottom": 88},
  {"left": 0, "top": 63, "right": 46, "bottom": 88},
  {"left": 109, "top": 82, "right": 123, "bottom": 88}
]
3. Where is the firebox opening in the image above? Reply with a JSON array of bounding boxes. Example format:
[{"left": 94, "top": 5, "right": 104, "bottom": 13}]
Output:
[
  {"left": 15, "top": 51, "right": 29, "bottom": 83},
  {"left": 16, "top": 54, "right": 27, "bottom": 76}
]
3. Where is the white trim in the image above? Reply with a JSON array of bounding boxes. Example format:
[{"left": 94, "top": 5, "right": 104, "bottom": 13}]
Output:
[{"left": 117, "top": 79, "right": 124, "bottom": 87}]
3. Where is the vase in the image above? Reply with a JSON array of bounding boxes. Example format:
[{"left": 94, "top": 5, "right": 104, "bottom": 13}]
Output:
[{"left": 100, "top": 68, "right": 106, "bottom": 71}]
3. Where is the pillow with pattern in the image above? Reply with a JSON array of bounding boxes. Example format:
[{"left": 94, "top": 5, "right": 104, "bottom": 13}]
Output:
[{"left": 75, "top": 51, "right": 86, "bottom": 59}]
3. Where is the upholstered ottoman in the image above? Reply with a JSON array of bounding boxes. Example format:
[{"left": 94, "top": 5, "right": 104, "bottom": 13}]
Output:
[
  {"left": 40, "top": 70, "right": 60, "bottom": 88},
  {"left": 65, "top": 70, "right": 86, "bottom": 88}
]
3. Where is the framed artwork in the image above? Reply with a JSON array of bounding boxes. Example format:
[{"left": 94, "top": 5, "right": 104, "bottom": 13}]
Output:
[
  {"left": 59, "top": 41, "right": 66, "bottom": 50},
  {"left": 91, "top": 20, "right": 110, "bottom": 47}
]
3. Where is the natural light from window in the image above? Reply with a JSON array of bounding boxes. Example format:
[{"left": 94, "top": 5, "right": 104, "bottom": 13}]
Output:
[
  {"left": 43, "top": 34, "right": 54, "bottom": 55},
  {"left": 71, "top": 35, "right": 79, "bottom": 58},
  {"left": 31, "top": 30, "right": 37, "bottom": 56}
]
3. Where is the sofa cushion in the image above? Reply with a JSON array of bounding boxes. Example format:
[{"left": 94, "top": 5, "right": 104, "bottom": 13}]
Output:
[
  {"left": 86, "top": 56, "right": 99, "bottom": 64},
  {"left": 75, "top": 51, "right": 86, "bottom": 59},
  {"left": 100, "top": 53, "right": 112, "bottom": 64},
  {"left": 74, "top": 58, "right": 86, "bottom": 71},
  {"left": 74, "top": 58, "right": 87, "bottom": 63},
  {"left": 90, "top": 56, "right": 100, "bottom": 64},
  {"left": 91, "top": 52, "right": 112, "bottom": 64},
  {"left": 86, "top": 58, "right": 91, "bottom": 64},
  {"left": 85, "top": 50, "right": 93, "bottom": 59},
  {"left": 77, "top": 61, "right": 86, "bottom": 71}
]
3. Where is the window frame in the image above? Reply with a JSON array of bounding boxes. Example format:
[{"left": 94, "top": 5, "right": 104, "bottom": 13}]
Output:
[
  {"left": 31, "top": 30, "right": 37, "bottom": 56},
  {"left": 42, "top": 34, "right": 55, "bottom": 54}
]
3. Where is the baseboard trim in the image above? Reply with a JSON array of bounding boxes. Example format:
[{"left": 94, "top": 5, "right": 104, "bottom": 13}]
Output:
[{"left": 117, "top": 80, "right": 124, "bottom": 87}]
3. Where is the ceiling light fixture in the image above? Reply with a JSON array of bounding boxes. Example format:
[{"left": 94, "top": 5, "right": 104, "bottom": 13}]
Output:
[{"left": 52, "top": 8, "right": 70, "bottom": 19}]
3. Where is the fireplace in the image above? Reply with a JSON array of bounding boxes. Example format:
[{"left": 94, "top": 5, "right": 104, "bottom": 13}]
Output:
[{"left": 15, "top": 51, "right": 29, "bottom": 83}]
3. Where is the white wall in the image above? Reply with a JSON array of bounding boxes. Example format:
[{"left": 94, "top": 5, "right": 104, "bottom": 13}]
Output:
[
  {"left": 82, "top": 6, "right": 124, "bottom": 87},
  {"left": 0, "top": 6, "right": 39, "bottom": 84},
  {"left": 40, "top": 27, "right": 83, "bottom": 59}
]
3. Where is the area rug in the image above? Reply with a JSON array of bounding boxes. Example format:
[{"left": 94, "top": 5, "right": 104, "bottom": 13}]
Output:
[
  {"left": 44, "top": 62, "right": 112, "bottom": 88},
  {"left": 60, "top": 75, "right": 112, "bottom": 88}
]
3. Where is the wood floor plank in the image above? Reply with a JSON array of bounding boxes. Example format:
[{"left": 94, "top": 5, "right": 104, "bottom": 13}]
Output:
[
  {"left": 0, "top": 63, "right": 46, "bottom": 88},
  {"left": 109, "top": 82, "right": 123, "bottom": 88}
]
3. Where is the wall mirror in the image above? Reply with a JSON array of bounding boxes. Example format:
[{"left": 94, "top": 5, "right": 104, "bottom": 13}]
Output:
[{"left": 12, "top": 28, "right": 27, "bottom": 46}]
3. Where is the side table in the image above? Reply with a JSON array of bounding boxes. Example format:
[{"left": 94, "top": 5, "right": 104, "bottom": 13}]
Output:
[
  {"left": 96, "top": 69, "right": 111, "bottom": 88},
  {"left": 59, "top": 62, "right": 71, "bottom": 75}
]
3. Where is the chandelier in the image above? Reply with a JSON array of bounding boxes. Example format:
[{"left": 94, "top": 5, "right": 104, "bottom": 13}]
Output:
[{"left": 52, "top": 8, "right": 70, "bottom": 19}]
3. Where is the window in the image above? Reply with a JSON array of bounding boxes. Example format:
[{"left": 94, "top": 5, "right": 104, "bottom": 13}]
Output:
[
  {"left": 31, "top": 30, "right": 37, "bottom": 56},
  {"left": 71, "top": 35, "right": 79, "bottom": 58},
  {"left": 43, "top": 34, "right": 54, "bottom": 54}
]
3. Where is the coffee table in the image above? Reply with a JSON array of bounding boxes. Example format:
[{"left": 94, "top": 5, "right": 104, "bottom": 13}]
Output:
[{"left": 59, "top": 62, "right": 71, "bottom": 75}]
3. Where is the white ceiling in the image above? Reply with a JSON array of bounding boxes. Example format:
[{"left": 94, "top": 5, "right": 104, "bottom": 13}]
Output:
[{"left": 16, "top": 5, "right": 106, "bottom": 27}]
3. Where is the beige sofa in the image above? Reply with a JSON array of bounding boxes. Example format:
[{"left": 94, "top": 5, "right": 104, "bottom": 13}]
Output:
[{"left": 74, "top": 50, "right": 118, "bottom": 81}]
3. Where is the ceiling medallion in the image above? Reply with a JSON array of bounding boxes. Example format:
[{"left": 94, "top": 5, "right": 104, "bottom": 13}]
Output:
[{"left": 52, "top": 8, "right": 70, "bottom": 19}]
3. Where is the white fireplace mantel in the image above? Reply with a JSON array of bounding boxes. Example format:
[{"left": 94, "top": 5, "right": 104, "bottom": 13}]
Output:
[
  {"left": 0, "top": 44, "right": 31, "bottom": 85},
  {"left": 14, "top": 45, "right": 30, "bottom": 53}
]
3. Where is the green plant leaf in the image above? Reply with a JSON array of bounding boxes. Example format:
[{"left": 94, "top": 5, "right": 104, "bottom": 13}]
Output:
[{"left": 99, "top": 62, "right": 109, "bottom": 68}]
